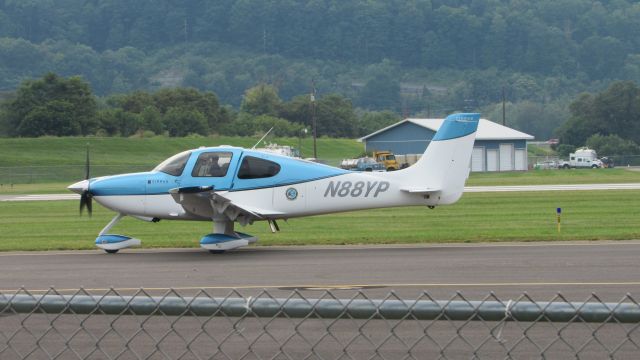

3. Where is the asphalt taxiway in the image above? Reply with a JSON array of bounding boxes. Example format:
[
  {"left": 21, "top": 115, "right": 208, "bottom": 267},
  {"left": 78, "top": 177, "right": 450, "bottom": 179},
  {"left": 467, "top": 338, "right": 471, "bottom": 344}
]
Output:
[{"left": 2, "top": 241, "right": 640, "bottom": 301}]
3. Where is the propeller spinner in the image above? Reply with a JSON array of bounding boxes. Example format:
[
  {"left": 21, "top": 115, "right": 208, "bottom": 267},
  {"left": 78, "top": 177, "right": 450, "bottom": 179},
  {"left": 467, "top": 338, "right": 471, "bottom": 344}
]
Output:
[{"left": 68, "top": 146, "right": 92, "bottom": 216}]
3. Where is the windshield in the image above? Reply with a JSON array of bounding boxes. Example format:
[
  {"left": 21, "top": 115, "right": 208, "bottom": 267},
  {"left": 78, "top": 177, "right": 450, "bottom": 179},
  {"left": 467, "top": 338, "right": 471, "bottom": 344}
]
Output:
[{"left": 153, "top": 151, "right": 191, "bottom": 176}]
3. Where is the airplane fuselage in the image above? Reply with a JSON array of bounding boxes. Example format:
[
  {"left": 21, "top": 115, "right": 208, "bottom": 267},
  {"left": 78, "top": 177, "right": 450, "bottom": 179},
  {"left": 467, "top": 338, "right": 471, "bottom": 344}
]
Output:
[{"left": 93, "top": 168, "right": 438, "bottom": 221}]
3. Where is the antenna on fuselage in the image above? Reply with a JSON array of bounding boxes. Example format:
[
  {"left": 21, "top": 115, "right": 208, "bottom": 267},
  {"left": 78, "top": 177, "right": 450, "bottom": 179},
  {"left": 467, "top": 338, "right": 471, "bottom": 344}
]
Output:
[{"left": 251, "top": 127, "right": 274, "bottom": 149}]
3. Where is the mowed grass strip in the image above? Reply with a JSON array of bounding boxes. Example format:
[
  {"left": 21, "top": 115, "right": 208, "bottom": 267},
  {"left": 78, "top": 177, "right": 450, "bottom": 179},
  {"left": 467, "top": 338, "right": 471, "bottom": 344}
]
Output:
[
  {"left": 1, "top": 190, "right": 638, "bottom": 251},
  {"left": 466, "top": 168, "right": 640, "bottom": 186}
]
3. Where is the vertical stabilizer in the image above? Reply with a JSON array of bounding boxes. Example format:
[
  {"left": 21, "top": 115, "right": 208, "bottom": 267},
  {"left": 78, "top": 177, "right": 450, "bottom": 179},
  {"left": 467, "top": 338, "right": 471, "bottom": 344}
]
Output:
[{"left": 396, "top": 113, "right": 480, "bottom": 204}]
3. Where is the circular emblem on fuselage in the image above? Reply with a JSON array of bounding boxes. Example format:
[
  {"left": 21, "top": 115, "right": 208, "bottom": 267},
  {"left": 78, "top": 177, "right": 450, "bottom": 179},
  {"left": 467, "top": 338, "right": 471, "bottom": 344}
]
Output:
[{"left": 285, "top": 187, "right": 298, "bottom": 201}]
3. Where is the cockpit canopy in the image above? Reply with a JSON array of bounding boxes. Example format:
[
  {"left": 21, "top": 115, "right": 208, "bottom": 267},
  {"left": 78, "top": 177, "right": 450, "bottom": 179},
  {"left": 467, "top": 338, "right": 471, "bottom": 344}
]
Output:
[{"left": 152, "top": 147, "right": 346, "bottom": 190}]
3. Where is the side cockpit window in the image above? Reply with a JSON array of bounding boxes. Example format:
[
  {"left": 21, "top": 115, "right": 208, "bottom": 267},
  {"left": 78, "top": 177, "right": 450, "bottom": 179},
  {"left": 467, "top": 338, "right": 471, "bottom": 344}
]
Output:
[
  {"left": 153, "top": 151, "right": 191, "bottom": 176},
  {"left": 192, "top": 152, "right": 233, "bottom": 177},
  {"left": 237, "top": 156, "right": 281, "bottom": 179}
]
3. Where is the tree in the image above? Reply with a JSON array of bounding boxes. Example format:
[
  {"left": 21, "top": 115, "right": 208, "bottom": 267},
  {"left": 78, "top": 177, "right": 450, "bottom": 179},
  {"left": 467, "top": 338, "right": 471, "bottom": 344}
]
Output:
[
  {"left": 586, "top": 134, "right": 640, "bottom": 156},
  {"left": 97, "top": 109, "right": 141, "bottom": 137},
  {"left": 316, "top": 94, "right": 357, "bottom": 138},
  {"left": 163, "top": 107, "right": 208, "bottom": 137},
  {"left": 140, "top": 106, "right": 164, "bottom": 135},
  {"left": 240, "top": 83, "right": 282, "bottom": 117},
  {"left": 280, "top": 93, "right": 357, "bottom": 137},
  {"left": 153, "top": 87, "right": 229, "bottom": 131},
  {"left": 3, "top": 73, "right": 97, "bottom": 136},
  {"left": 357, "top": 73, "right": 401, "bottom": 111},
  {"left": 357, "top": 111, "right": 400, "bottom": 137},
  {"left": 557, "top": 81, "right": 640, "bottom": 146}
]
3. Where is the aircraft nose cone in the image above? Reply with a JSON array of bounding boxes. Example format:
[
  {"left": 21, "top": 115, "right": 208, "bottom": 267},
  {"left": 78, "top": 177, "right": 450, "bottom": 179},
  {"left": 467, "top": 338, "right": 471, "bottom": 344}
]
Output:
[{"left": 67, "top": 179, "right": 89, "bottom": 194}]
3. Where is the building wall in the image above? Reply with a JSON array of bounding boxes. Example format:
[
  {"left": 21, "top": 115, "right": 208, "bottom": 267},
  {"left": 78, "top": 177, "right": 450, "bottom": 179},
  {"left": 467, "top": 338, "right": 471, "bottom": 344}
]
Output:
[{"left": 364, "top": 122, "right": 435, "bottom": 154}]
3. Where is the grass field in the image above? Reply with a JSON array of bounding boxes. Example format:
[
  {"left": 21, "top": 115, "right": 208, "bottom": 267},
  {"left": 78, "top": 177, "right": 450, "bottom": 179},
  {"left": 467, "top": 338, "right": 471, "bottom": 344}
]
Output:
[
  {"left": 0, "top": 135, "right": 363, "bottom": 185},
  {"left": 0, "top": 135, "right": 362, "bottom": 167},
  {"left": 467, "top": 168, "right": 640, "bottom": 185},
  {"left": 1, "top": 190, "right": 639, "bottom": 251}
]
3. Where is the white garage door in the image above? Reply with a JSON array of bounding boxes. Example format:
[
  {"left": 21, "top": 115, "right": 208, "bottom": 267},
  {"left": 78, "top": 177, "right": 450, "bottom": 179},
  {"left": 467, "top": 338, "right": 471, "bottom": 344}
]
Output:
[
  {"left": 471, "top": 147, "right": 484, "bottom": 172},
  {"left": 499, "top": 144, "right": 514, "bottom": 171},
  {"left": 515, "top": 149, "right": 527, "bottom": 170},
  {"left": 487, "top": 149, "right": 498, "bottom": 172}
]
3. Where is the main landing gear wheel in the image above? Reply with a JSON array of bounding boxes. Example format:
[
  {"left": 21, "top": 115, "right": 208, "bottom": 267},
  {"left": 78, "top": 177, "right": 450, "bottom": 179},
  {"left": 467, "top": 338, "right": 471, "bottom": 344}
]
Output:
[
  {"left": 105, "top": 249, "right": 119, "bottom": 254},
  {"left": 209, "top": 249, "right": 226, "bottom": 254}
]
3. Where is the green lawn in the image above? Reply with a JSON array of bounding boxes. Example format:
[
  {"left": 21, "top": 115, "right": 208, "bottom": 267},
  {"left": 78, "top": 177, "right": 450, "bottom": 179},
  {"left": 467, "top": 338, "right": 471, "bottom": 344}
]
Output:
[
  {"left": 0, "top": 135, "right": 361, "bottom": 167},
  {"left": 1, "top": 190, "right": 639, "bottom": 251},
  {"left": 0, "top": 135, "right": 363, "bottom": 184},
  {"left": 466, "top": 168, "right": 640, "bottom": 185}
]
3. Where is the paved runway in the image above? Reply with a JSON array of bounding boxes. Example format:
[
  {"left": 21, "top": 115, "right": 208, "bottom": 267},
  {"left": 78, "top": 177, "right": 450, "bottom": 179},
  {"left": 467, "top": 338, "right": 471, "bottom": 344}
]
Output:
[{"left": 2, "top": 241, "right": 640, "bottom": 301}]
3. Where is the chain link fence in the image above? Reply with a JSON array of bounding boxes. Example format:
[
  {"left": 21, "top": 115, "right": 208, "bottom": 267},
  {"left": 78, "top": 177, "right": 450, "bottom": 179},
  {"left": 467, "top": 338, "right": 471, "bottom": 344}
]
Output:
[
  {"left": 0, "top": 165, "right": 153, "bottom": 185},
  {"left": 2, "top": 288, "right": 640, "bottom": 359}
]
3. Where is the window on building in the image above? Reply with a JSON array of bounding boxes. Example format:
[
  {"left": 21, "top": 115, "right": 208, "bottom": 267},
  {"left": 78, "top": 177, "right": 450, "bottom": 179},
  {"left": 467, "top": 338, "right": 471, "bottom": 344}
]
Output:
[{"left": 237, "top": 156, "right": 281, "bottom": 179}]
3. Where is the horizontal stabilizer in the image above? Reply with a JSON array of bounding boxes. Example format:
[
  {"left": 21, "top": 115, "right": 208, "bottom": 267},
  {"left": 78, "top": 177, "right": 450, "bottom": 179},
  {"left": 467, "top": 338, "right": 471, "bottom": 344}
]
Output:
[{"left": 400, "top": 187, "right": 441, "bottom": 194}]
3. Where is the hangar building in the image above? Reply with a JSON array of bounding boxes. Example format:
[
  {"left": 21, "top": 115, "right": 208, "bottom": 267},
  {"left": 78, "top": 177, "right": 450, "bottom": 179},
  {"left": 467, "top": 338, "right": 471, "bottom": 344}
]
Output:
[{"left": 359, "top": 118, "right": 534, "bottom": 172}]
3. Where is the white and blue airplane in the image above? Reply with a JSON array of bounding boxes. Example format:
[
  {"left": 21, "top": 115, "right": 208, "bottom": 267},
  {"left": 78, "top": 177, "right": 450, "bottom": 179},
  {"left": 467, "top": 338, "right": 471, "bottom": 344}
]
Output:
[{"left": 68, "top": 113, "right": 480, "bottom": 253}]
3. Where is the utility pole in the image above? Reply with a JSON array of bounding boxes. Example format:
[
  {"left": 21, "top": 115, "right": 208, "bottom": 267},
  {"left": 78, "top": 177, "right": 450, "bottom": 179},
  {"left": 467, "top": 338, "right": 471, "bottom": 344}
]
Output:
[
  {"left": 502, "top": 86, "right": 506, "bottom": 126},
  {"left": 311, "top": 80, "right": 317, "bottom": 159},
  {"left": 263, "top": 27, "right": 267, "bottom": 54}
]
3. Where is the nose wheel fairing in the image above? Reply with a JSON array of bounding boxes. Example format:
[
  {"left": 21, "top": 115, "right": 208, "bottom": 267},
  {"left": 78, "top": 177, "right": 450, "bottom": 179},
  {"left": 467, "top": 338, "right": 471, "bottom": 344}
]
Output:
[
  {"left": 95, "top": 234, "right": 141, "bottom": 252},
  {"left": 94, "top": 213, "right": 141, "bottom": 253}
]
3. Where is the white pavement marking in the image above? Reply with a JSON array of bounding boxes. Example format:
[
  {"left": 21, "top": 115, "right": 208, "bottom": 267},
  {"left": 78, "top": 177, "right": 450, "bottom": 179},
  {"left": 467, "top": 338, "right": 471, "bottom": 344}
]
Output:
[
  {"left": 1, "top": 194, "right": 79, "bottom": 201},
  {"left": 464, "top": 183, "right": 640, "bottom": 192},
  {"left": 4, "top": 281, "right": 640, "bottom": 294},
  {"left": 2, "top": 183, "right": 640, "bottom": 202}
]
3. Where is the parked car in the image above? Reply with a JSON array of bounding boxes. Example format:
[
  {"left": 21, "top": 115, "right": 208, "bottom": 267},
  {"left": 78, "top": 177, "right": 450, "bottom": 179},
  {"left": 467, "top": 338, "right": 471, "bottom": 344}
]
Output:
[
  {"left": 340, "top": 157, "right": 385, "bottom": 172},
  {"left": 534, "top": 160, "right": 559, "bottom": 170},
  {"left": 558, "top": 148, "right": 603, "bottom": 169},
  {"left": 356, "top": 157, "right": 385, "bottom": 171}
]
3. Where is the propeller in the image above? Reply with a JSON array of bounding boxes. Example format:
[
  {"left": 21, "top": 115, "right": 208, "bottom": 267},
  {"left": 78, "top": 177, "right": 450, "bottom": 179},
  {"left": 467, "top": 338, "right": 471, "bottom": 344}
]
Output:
[{"left": 79, "top": 145, "right": 92, "bottom": 216}]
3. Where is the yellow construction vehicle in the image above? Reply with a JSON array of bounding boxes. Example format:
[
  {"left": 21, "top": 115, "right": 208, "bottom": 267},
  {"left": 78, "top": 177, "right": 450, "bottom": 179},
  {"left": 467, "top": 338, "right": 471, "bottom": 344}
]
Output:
[{"left": 373, "top": 150, "right": 399, "bottom": 171}]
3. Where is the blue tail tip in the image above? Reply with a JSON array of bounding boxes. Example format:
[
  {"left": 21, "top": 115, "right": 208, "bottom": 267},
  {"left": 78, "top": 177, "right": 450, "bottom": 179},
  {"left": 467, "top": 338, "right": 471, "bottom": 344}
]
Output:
[{"left": 433, "top": 113, "right": 480, "bottom": 141}]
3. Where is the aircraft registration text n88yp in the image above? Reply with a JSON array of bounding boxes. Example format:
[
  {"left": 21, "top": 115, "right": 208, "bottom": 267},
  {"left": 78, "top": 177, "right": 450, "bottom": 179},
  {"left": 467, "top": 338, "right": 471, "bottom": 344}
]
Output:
[{"left": 67, "top": 113, "right": 480, "bottom": 253}]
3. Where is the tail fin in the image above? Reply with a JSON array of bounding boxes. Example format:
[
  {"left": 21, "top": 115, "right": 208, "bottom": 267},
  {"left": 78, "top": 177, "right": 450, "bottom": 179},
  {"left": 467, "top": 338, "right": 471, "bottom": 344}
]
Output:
[{"left": 399, "top": 113, "right": 480, "bottom": 204}]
